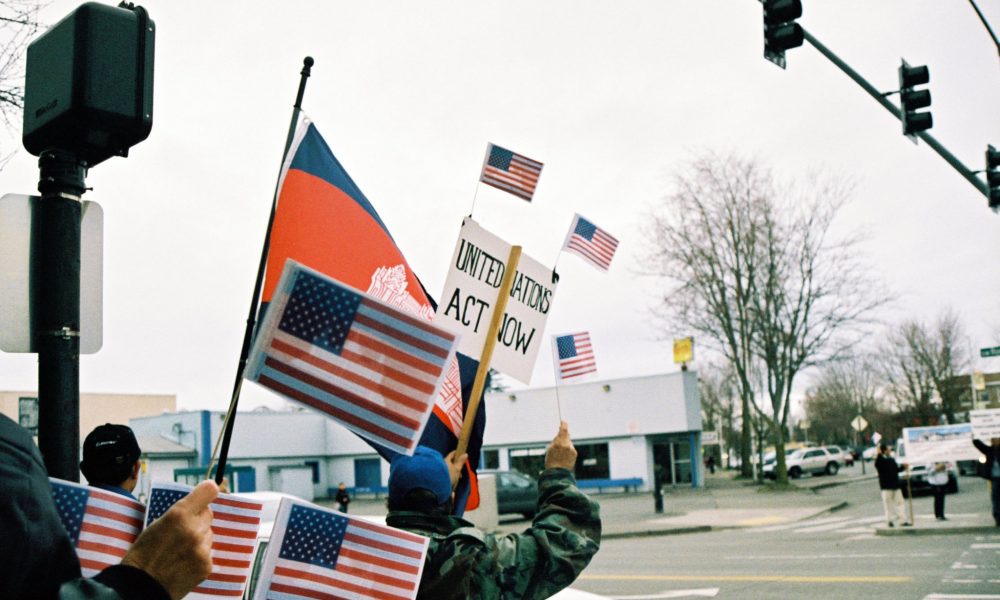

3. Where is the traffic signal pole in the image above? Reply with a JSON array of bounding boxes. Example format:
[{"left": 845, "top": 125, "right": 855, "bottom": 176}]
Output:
[
  {"left": 801, "top": 29, "right": 989, "bottom": 199},
  {"left": 34, "top": 150, "right": 87, "bottom": 481}
]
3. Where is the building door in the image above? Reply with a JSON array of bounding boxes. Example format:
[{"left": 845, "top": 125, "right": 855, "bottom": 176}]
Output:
[
  {"left": 652, "top": 442, "right": 673, "bottom": 487},
  {"left": 354, "top": 458, "right": 381, "bottom": 490}
]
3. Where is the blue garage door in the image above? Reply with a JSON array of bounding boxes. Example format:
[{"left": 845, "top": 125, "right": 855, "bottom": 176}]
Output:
[{"left": 354, "top": 458, "right": 381, "bottom": 489}]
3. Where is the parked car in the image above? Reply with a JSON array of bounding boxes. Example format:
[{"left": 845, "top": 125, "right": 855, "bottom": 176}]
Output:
[
  {"left": 481, "top": 470, "right": 539, "bottom": 518},
  {"left": 824, "top": 446, "right": 852, "bottom": 468},
  {"left": 763, "top": 447, "right": 839, "bottom": 479},
  {"left": 901, "top": 462, "right": 960, "bottom": 497},
  {"left": 862, "top": 446, "right": 879, "bottom": 462}
]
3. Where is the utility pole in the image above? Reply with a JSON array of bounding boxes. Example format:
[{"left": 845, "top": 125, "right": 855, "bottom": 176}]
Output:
[{"left": 34, "top": 151, "right": 86, "bottom": 480}]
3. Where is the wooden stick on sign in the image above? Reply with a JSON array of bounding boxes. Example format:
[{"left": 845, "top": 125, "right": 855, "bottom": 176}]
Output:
[{"left": 454, "top": 245, "right": 522, "bottom": 458}]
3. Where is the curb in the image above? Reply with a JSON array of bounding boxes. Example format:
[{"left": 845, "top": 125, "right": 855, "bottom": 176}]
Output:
[
  {"left": 875, "top": 525, "right": 998, "bottom": 537},
  {"left": 602, "top": 525, "right": 712, "bottom": 540}
]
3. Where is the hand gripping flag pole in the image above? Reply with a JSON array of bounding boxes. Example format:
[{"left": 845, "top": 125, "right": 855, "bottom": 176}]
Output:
[
  {"left": 207, "top": 57, "right": 314, "bottom": 485},
  {"left": 454, "top": 246, "right": 521, "bottom": 460}
]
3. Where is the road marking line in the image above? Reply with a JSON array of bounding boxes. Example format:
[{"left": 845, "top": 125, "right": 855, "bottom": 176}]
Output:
[
  {"left": 723, "top": 552, "right": 937, "bottom": 560},
  {"left": 580, "top": 574, "right": 911, "bottom": 583},
  {"left": 923, "top": 594, "right": 1000, "bottom": 599},
  {"left": 970, "top": 544, "right": 1000, "bottom": 549}
]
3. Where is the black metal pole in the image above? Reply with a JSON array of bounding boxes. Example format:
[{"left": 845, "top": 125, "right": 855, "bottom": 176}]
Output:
[
  {"left": 214, "top": 57, "right": 313, "bottom": 485},
  {"left": 34, "top": 150, "right": 87, "bottom": 481}
]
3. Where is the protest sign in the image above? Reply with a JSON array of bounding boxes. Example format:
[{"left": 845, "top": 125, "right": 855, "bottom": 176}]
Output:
[
  {"left": 900, "top": 423, "right": 979, "bottom": 463},
  {"left": 971, "top": 408, "right": 1000, "bottom": 440},
  {"left": 435, "top": 217, "right": 557, "bottom": 384}
]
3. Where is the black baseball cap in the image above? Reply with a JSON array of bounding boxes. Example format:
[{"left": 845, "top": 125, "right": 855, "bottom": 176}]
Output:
[{"left": 81, "top": 424, "right": 140, "bottom": 475}]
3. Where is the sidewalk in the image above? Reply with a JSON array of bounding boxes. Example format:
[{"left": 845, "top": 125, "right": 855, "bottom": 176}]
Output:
[{"left": 327, "top": 469, "right": 997, "bottom": 539}]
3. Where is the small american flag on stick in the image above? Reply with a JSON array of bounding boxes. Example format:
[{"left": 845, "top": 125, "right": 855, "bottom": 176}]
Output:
[
  {"left": 553, "top": 332, "right": 598, "bottom": 381},
  {"left": 479, "top": 143, "right": 543, "bottom": 201},
  {"left": 50, "top": 478, "right": 145, "bottom": 577},
  {"left": 147, "top": 482, "right": 263, "bottom": 599},
  {"left": 253, "top": 499, "right": 428, "bottom": 600},
  {"left": 562, "top": 213, "right": 619, "bottom": 272},
  {"left": 247, "top": 260, "right": 459, "bottom": 455}
]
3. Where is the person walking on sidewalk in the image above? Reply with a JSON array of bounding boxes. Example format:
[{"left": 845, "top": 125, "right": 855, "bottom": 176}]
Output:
[
  {"left": 875, "top": 444, "right": 910, "bottom": 527},
  {"left": 973, "top": 437, "right": 1000, "bottom": 527},
  {"left": 928, "top": 462, "right": 949, "bottom": 521},
  {"left": 335, "top": 482, "right": 351, "bottom": 513}
]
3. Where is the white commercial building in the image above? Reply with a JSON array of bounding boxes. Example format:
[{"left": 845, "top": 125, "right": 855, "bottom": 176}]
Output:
[{"left": 128, "top": 370, "right": 703, "bottom": 498}]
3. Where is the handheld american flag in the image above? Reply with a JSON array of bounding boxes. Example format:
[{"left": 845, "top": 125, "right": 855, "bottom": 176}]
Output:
[
  {"left": 249, "top": 260, "right": 460, "bottom": 456},
  {"left": 553, "top": 332, "right": 598, "bottom": 381},
  {"left": 252, "top": 499, "right": 428, "bottom": 600},
  {"left": 479, "top": 142, "right": 543, "bottom": 201},
  {"left": 147, "top": 482, "right": 263, "bottom": 599},
  {"left": 562, "top": 213, "right": 619, "bottom": 272},
  {"left": 49, "top": 478, "right": 145, "bottom": 577}
]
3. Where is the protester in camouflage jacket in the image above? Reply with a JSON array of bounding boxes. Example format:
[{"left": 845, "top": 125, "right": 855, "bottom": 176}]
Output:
[{"left": 385, "top": 423, "right": 601, "bottom": 600}]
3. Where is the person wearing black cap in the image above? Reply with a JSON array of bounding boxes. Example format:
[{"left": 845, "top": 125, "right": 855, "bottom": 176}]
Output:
[
  {"left": 385, "top": 421, "right": 601, "bottom": 600},
  {"left": 81, "top": 424, "right": 142, "bottom": 500}
]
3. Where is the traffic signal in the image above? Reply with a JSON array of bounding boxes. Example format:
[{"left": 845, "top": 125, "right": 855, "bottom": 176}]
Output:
[
  {"left": 898, "top": 60, "right": 932, "bottom": 137},
  {"left": 763, "top": 0, "right": 804, "bottom": 69},
  {"left": 987, "top": 144, "right": 1000, "bottom": 211}
]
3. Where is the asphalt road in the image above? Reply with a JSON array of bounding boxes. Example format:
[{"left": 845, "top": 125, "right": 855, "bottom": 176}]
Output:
[{"left": 571, "top": 473, "right": 1000, "bottom": 600}]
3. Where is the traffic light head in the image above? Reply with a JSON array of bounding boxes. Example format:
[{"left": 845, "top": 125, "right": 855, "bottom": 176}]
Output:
[
  {"left": 987, "top": 144, "right": 1000, "bottom": 211},
  {"left": 898, "top": 60, "right": 932, "bottom": 137},
  {"left": 764, "top": 0, "right": 804, "bottom": 69}
]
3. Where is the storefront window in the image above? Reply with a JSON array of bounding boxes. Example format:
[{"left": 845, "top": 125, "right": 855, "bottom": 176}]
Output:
[
  {"left": 574, "top": 442, "right": 609, "bottom": 480},
  {"left": 482, "top": 449, "right": 499, "bottom": 470},
  {"left": 509, "top": 447, "right": 546, "bottom": 476}
]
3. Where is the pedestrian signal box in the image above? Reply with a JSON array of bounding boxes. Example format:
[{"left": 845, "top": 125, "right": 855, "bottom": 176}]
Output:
[{"left": 22, "top": 2, "right": 155, "bottom": 167}]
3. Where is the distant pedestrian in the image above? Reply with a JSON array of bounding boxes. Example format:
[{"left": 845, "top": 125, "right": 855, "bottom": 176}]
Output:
[
  {"left": 80, "top": 423, "right": 142, "bottom": 500},
  {"left": 928, "top": 462, "right": 949, "bottom": 521},
  {"left": 972, "top": 437, "right": 1000, "bottom": 527},
  {"left": 874, "top": 444, "right": 910, "bottom": 527},
  {"left": 705, "top": 455, "right": 716, "bottom": 475},
  {"left": 335, "top": 481, "right": 351, "bottom": 513}
]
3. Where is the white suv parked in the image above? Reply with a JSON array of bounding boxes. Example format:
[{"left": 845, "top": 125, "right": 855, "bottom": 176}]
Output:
[{"left": 763, "top": 447, "right": 839, "bottom": 479}]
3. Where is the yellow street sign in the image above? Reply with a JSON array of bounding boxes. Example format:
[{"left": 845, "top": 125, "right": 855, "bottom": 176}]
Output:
[{"left": 673, "top": 337, "right": 694, "bottom": 364}]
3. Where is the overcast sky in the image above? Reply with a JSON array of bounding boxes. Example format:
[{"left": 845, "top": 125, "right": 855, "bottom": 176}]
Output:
[{"left": 1, "top": 1, "right": 999, "bottom": 415}]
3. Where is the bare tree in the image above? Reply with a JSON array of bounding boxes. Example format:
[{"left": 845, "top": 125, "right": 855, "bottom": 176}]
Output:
[
  {"left": 641, "top": 152, "right": 887, "bottom": 484},
  {"left": 642, "top": 154, "right": 768, "bottom": 478},
  {"left": 698, "top": 361, "right": 737, "bottom": 467},
  {"left": 881, "top": 321, "right": 937, "bottom": 426},
  {"left": 750, "top": 176, "right": 887, "bottom": 483},
  {"left": 804, "top": 355, "right": 883, "bottom": 446},
  {"left": 880, "top": 311, "right": 968, "bottom": 425},
  {"left": 0, "top": 0, "right": 45, "bottom": 156},
  {"left": 911, "top": 309, "right": 968, "bottom": 424}
]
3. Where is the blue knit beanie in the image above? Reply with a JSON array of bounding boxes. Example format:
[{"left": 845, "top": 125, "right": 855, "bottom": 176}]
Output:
[{"left": 389, "top": 446, "right": 452, "bottom": 505}]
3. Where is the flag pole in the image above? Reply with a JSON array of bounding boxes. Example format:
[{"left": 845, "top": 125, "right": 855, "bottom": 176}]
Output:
[
  {"left": 208, "top": 57, "right": 315, "bottom": 485},
  {"left": 550, "top": 338, "right": 564, "bottom": 423},
  {"left": 454, "top": 245, "right": 522, "bottom": 459}
]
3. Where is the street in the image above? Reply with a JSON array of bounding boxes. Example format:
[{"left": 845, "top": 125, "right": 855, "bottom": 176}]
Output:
[{"left": 572, "top": 471, "right": 1000, "bottom": 600}]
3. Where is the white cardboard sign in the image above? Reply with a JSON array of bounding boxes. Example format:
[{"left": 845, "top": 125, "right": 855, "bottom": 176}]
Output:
[
  {"left": 434, "top": 217, "right": 557, "bottom": 384},
  {"left": 971, "top": 408, "right": 1000, "bottom": 441}
]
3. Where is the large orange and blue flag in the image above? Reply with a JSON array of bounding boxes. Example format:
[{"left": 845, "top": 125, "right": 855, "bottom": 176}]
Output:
[{"left": 261, "top": 120, "right": 486, "bottom": 512}]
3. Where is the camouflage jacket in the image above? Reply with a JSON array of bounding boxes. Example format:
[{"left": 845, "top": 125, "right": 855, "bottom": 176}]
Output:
[{"left": 386, "top": 468, "right": 601, "bottom": 600}]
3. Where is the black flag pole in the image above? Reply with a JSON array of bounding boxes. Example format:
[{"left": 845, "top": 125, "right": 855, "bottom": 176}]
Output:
[{"left": 209, "top": 57, "right": 314, "bottom": 485}]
